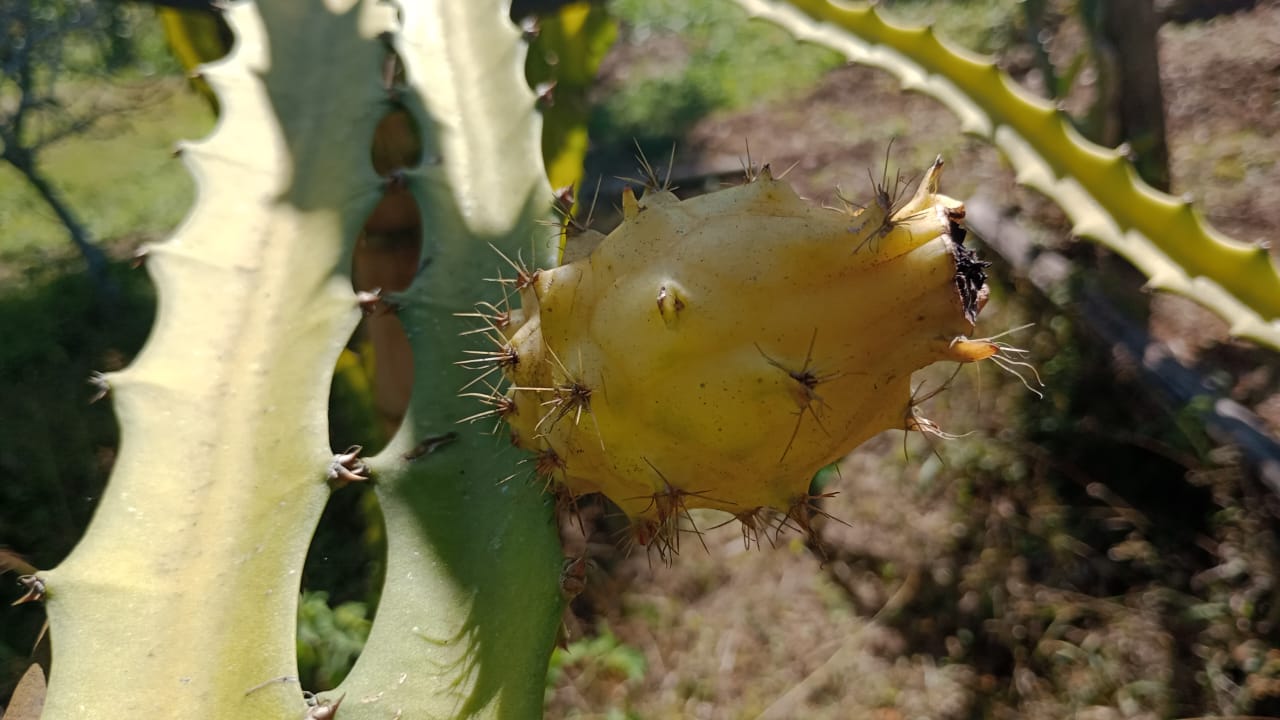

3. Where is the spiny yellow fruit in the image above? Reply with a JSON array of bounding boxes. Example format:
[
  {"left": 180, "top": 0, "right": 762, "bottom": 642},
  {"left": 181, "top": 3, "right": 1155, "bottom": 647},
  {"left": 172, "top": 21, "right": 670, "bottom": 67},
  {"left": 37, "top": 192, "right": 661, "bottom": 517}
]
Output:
[{"left": 462, "top": 158, "right": 1002, "bottom": 556}]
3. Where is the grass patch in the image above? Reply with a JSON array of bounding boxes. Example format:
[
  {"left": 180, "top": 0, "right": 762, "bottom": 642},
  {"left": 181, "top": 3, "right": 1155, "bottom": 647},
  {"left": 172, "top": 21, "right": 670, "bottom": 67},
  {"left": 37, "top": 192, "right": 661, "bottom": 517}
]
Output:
[
  {"left": 0, "top": 80, "right": 213, "bottom": 258},
  {"left": 592, "top": 0, "right": 844, "bottom": 161}
]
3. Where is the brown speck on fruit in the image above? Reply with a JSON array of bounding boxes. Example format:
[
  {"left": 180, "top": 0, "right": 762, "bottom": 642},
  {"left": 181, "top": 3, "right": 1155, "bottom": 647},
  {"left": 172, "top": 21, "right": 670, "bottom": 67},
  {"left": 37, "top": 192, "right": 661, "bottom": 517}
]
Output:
[{"left": 656, "top": 283, "right": 687, "bottom": 328}]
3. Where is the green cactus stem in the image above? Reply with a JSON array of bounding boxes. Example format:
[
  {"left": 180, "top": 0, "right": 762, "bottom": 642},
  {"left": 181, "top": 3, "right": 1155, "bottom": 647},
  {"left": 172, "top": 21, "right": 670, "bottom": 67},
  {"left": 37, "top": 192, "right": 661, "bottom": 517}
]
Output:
[{"left": 33, "top": 2, "right": 562, "bottom": 719}]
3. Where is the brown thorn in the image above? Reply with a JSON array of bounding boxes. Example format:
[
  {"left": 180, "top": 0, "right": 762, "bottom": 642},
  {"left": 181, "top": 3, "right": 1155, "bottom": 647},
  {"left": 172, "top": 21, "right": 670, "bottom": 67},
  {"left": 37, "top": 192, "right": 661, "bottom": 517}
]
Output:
[
  {"left": 678, "top": 502, "right": 711, "bottom": 555},
  {"left": 12, "top": 575, "right": 45, "bottom": 605},
  {"left": 87, "top": 372, "right": 110, "bottom": 403},
  {"left": 614, "top": 516, "right": 669, "bottom": 567},
  {"left": 461, "top": 325, "right": 514, "bottom": 352},
  {"left": 791, "top": 491, "right": 851, "bottom": 530},
  {"left": 553, "top": 178, "right": 604, "bottom": 237},
  {"left": 534, "top": 80, "right": 556, "bottom": 107},
  {"left": 455, "top": 305, "right": 511, "bottom": 335},
  {"left": 533, "top": 348, "right": 605, "bottom": 450},
  {"left": 456, "top": 344, "right": 519, "bottom": 370},
  {"left": 756, "top": 332, "right": 843, "bottom": 462},
  {"left": 553, "top": 485, "right": 588, "bottom": 536},
  {"left": 457, "top": 386, "right": 517, "bottom": 428},
  {"left": 487, "top": 243, "right": 539, "bottom": 290},
  {"left": 519, "top": 15, "right": 540, "bottom": 40},
  {"left": 774, "top": 159, "right": 802, "bottom": 180},
  {"left": 850, "top": 137, "right": 926, "bottom": 254},
  {"left": 356, "top": 287, "right": 389, "bottom": 316},
  {"left": 902, "top": 364, "right": 966, "bottom": 462},
  {"left": 457, "top": 325, "right": 506, "bottom": 341},
  {"left": 577, "top": 177, "right": 603, "bottom": 235},
  {"left": 559, "top": 555, "right": 590, "bottom": 601},
  {"left": 532, "top": 444, "right": 567, "bottom": 492},
  {"left": 739, "top": 138, "right": 760, "bottom": 182},
  {"left": 627, "top": 458, "right": 735, "bottom": 558},
  {"left": 456, "top": 363, "right": 505, "bottom": 393},
  {"left": 304, "top": 693, "right": 346, "bottom": 720},
  {"left": 328, "top": 445, "right": 370, "bottom": 484},
  {"left": 708, "top": 510, "right": 765, "bottom": 551},
  {"left": 552, "top": 185, "right": 575, "bottom": 219},
  {"left": 623, "top": 140, "right": 678, "bottom": 194}
]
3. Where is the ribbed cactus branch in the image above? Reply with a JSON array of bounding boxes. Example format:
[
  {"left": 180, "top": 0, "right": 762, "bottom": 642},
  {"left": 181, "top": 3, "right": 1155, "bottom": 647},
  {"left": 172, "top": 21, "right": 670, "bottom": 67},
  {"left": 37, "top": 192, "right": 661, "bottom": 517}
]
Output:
[
  {"left": 34, "top": 1, "right": 563, "bottom": 719},
  {"left": 38, "top": 2, "right": 391, "bottom": 717},
  {"left": 736, "top": 0, "right": 1280, "bottom": 350},
  {"left": 329, "top": 2, "right": 563, "bottom": 717}
]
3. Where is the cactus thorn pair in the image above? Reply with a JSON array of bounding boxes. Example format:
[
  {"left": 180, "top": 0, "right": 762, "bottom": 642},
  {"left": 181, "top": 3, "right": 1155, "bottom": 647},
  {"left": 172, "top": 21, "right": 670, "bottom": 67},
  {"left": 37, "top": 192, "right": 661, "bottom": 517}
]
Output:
[
  {"left": 12, "top": 575, "right": 45, "bottom": 605},
  {"left": 328, "top": 446, "right": 369, "bottom": 484}
]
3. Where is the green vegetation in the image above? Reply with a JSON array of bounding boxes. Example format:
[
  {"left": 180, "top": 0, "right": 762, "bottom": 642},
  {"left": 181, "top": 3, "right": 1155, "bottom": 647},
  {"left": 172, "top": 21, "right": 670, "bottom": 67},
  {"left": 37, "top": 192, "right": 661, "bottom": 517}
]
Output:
[
  {"left": 876, "top": 0, "right": 1021, "bottom": 54},
  {"left": 0, "top": 255, "right": 155, "bottom": 702},
  {"left": 548, "top": 626, "right": 647, "bottom": 689},
  {"left": 594, "top": 0, "right": 842, "bottom": 157},
  {"left": 546, "top": 626, "right": 647, "bottom": 718},
  {"left": 0, "top": 83, "right": 211, "bottom": 258},
  {"left": 296, "top": 590, "right": 373, "bottom": 691}
]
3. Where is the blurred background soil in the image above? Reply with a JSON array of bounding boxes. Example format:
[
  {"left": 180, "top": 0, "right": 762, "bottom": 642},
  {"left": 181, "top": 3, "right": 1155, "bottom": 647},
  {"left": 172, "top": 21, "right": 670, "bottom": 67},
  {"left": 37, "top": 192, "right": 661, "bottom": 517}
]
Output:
[{"left": 554, "top": 1, "right": 1280, "bottom": 717}]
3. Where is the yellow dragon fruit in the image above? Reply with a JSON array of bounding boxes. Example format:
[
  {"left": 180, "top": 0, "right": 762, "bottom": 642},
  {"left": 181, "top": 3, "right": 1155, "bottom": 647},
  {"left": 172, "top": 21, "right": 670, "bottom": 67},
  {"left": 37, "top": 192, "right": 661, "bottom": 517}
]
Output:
[{"left": 462, "top": 158, "right": 1002, "bottom": 558}]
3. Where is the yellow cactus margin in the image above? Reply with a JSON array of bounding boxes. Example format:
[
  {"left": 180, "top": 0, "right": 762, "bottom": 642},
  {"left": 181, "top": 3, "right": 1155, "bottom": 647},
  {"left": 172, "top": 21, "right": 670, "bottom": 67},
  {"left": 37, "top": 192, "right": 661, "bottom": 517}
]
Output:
[
  {"left": 463, "top": 160, "right": 1001, "bottom": 557},
  {"left": 736, "top": 0, "right": 1280, "bottom": 350}
]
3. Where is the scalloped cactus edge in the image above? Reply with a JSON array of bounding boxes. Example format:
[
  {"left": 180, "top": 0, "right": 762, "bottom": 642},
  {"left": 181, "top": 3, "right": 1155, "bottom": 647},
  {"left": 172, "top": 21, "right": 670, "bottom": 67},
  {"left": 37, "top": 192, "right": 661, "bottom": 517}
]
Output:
[{"left": 30, "top": 1, "right": 564, "bottom": 719}]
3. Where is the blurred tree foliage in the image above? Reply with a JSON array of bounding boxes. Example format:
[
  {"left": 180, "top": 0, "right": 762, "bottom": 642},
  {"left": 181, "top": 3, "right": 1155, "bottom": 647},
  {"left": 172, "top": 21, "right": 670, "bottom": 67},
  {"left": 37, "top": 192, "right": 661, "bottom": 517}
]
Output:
[{"left": 1, "top": 0, "right": 180, "bottom": 290}]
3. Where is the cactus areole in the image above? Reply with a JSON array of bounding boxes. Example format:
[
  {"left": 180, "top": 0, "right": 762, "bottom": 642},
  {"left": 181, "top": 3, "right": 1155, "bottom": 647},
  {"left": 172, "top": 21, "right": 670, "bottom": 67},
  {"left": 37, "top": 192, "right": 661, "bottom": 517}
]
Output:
[{"left": 463, "top": 159, "right": 997, "bottom": 555}]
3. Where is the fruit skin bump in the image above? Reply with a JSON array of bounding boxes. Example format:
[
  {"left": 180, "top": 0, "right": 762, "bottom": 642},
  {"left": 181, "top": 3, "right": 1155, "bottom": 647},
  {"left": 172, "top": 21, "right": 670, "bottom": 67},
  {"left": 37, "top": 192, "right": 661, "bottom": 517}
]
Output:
[{"left": 465, "top": 158, "right": 996, "bottom": 548}]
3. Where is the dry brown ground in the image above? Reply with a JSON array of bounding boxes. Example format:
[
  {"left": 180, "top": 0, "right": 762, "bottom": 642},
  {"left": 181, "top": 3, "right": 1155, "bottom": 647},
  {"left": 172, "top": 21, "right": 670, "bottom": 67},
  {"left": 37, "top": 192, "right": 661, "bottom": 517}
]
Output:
[{"left": 547, "top": 3, "right": 1280, "bottom": 718}]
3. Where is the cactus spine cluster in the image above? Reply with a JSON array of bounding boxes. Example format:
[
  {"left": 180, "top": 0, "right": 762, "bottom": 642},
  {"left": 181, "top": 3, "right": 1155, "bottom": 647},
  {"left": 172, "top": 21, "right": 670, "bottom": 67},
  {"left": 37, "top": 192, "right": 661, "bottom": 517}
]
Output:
[{"left": 464, "top": 159, "right": 999, "bottom": 556}]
